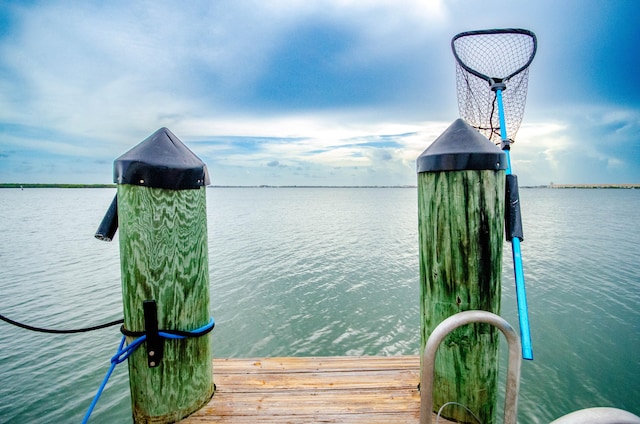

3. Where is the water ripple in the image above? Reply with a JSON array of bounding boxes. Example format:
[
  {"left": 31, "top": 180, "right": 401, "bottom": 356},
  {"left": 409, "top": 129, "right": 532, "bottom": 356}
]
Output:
[{"left": 1, "top": 188, "right": 638, "bottom": 423}]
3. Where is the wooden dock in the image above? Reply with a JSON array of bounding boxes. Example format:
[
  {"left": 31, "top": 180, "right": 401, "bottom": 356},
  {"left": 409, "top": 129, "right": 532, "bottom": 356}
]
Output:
[{"left": 181, "top": 355, "right": 455, "bottom": 423}]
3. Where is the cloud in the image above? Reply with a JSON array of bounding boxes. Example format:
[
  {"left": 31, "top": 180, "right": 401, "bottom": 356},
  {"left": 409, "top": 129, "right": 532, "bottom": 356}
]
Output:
[
  {"left": 0, "top": 0, "right": 454, "bottom": 164},
  {"left": 505, "top": 105, "right": 640, "bottom": 185},
  {"left": 0, "top": 1, "right": 452, "bottom": 141},
  {"left": 1, "top": 0, "right": 639, "bottom": 185},
  {"left": 182, "top": 119, "right": 452, "bottom": 186}
]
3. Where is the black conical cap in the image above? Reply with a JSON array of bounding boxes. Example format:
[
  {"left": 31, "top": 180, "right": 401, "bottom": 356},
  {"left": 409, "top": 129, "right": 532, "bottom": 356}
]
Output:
[
  {"left": 417, "top": 119, "right": 507, "bottom": 173},
  {"left": 114, "top": 127, "right": 210, "bottom": 189}
]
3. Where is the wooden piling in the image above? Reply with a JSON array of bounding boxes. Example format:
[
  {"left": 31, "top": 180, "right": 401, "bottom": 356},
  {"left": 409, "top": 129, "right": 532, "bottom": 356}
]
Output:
[
  {"left": 115, "top": 128, "right": 213, "bottom": 423},
  {"left": 416, "top": 119, "right": 506, "bottom": 424}
]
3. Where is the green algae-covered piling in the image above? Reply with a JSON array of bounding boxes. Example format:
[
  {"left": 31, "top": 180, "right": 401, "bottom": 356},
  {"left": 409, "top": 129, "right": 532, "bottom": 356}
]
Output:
[
  {"left": 417, "top": 119, "right": 506, "bottom": 424},
  {"left": 115, "top": 128, "right": 213, "bottom": 423}
]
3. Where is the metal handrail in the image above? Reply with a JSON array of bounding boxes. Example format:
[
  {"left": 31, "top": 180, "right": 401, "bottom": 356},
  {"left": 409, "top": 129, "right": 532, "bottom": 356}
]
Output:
[
  {"left": 419, "top": 310, "right": 522, "bottom": 424},
  {"left": 418, "top": 310, "right": 640, "bottom": 424}
]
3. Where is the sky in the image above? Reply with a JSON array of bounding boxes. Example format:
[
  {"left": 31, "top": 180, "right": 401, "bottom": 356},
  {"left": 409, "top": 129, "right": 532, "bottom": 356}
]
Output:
[{"left": 1, "top": 0, "right": 639, "bottom": 186}]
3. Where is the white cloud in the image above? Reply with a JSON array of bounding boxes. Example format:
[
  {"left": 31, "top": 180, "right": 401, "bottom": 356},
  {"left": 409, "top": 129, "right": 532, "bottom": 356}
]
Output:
[
  {"left": 0, "top": 0, "right": 453, "bottom": 157},
  {"left": 2, "top": 1, "right": 639, "bottom": 185},
  {"left": 180, "top": 110, "right": 427, "bottom": 141},
  {"left": 186, "top": 118, "right": 451, "bottom": 185}
]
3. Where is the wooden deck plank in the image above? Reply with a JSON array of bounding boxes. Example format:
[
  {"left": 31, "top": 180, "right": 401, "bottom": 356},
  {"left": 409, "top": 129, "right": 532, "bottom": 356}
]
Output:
[
  {"left": 212, "top": 356, "right": 422, "bottom": 373},
  {"left": 213, "top": 370, "right": 420, "bottom": 391},
  {"left": 180, "top": 356, "right": 455, "bottom": 424},
  {"left": 182, "top": 413, "right": 429, "bottom": 424}
]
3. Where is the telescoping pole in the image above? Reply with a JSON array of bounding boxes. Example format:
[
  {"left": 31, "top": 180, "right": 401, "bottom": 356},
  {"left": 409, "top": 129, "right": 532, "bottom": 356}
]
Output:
[{"left": 495, "top": 87, "right": 533, "bottom": 360}]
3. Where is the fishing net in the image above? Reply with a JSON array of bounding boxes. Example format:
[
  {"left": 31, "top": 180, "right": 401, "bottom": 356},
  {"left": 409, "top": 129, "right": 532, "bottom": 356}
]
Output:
[{"left": 451, "top": 29, "right": 537, "bottom": 144}]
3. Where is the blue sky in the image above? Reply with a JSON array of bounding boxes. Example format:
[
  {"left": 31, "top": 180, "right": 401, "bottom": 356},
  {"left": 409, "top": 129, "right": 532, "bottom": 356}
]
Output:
[{"left": 1, "top": 0, "right": 639, "bottom": 186}]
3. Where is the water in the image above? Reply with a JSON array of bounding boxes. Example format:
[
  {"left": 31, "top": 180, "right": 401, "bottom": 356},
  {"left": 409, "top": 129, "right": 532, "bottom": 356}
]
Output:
[{"left": 0, "top": 187, "right": 638, "bottom": 423}]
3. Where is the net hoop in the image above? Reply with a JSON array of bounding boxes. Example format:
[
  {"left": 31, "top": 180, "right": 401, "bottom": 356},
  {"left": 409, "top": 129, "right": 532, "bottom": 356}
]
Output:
[
  {"left": 451, "top": 28, "right": 537, "bottom": 143},
  {"left": 451, "top": 28, "right": 537, "bottom": 84}
]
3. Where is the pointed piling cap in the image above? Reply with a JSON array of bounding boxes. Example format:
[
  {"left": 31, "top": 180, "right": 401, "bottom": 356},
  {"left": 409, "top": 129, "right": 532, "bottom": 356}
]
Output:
[
  {"left": 417, "top": 119, "right": 507, "bottom": 173},
  {"left": 114, "top": 127, "right": 210, "bottom": 189}
]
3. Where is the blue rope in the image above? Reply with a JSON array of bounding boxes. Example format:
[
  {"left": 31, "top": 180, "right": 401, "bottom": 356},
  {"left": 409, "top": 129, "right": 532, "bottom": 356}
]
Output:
[
  {"left": 159, "top": 317, "right": 215, "bottom": 339},
  {"left": 81, "top": 335, "right": 129, "bottom": 424},
  {"left": 82, "top": 317, "right": 215, "bottom": 423}
]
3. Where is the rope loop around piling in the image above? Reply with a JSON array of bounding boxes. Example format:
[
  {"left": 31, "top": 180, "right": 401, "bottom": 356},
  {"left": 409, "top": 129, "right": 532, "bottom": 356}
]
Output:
[
  {"left": 119, "top": 316, "right": 216, "bottom": 339},
  {"left": 83, "top": 316, "right": 215, "bottom": 423}
]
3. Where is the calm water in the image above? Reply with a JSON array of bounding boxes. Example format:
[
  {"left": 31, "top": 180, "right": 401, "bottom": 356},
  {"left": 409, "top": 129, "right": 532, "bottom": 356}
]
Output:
[{"left": 0, "top": 187, "right": 638, "bottom": 423}]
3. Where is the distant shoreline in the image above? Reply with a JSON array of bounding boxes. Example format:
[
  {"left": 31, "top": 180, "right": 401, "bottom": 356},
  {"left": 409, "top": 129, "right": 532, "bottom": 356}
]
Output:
[
  {"left": 208, "top": 184, "right": 417, "bottom": 188},
  {"left": 0, "top": 183, "right": 415, "bottom": 189},
  {"left": 1, "top": 183, "right": 638, "bottom": 189},
  {"left": 546, "top": 183, "right": 640, "bottom": 189},
  {"left": 0, "top": 183, "right": 116, "bottom": 189}
]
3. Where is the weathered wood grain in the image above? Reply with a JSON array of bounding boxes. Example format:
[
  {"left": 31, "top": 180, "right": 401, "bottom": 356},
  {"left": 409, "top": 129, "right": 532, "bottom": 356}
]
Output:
[
  {"left": 118, "top": 184, "right": 214, "bottom": 423},
  {"left": 417, "top": 170, "right": 505, "bottom": 424},
  {"left": 180, "top": 356, "right": 455, "bottom": 424}
]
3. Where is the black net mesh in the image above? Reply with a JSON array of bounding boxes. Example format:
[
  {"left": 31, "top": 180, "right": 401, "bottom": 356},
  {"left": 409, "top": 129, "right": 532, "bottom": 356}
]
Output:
[{"left": 452, "top": 29, "right": 536, "bottom": 144}]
